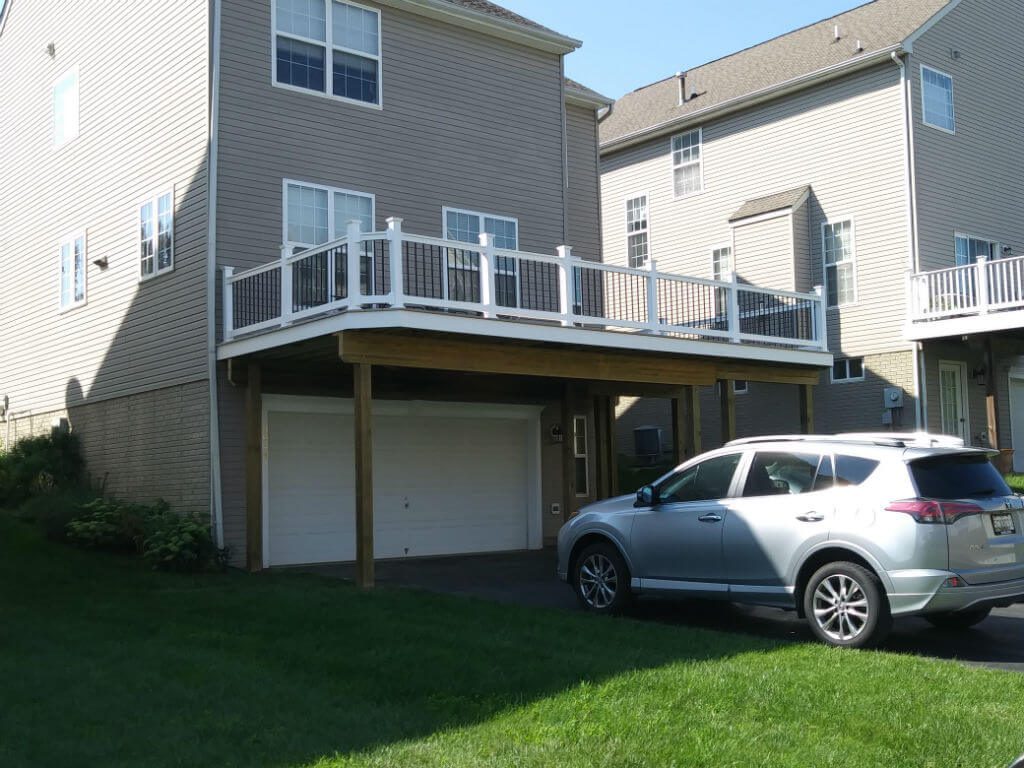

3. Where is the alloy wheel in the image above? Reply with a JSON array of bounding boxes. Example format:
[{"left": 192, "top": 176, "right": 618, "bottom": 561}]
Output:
[
  {"left": 812, "top": 573, "right": 870, "bottom": 642},
  {"left": 579, "top": 553, "right": 618, "bottom": 609}
]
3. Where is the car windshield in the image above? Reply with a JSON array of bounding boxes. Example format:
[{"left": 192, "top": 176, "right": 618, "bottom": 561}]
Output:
[{"left": 910, "top": 453, "right": 1011, "bottom": 499}]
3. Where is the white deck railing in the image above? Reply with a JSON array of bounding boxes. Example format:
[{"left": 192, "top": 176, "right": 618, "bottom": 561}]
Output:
[
  {"left": 908, "top": 254, "right": 1024, "bottom": 323},
  {"left": 222, "top": 217, "right": 828, "bottom": 350}
]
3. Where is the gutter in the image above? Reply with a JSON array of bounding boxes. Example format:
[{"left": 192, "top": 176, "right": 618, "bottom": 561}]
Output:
[
  {"left": 601, "top": 45, "right": 903, "bottom": 155},
  {"left": 565, "top": 86, "right": 613, "bottom": 111}
]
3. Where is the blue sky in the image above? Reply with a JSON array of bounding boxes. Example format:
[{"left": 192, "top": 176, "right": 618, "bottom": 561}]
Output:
[{"left": 498, "top": 0, "right": 870, "bottom": 99}]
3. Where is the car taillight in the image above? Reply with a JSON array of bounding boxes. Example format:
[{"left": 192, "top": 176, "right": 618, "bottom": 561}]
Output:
[{"left": 885, "top": 499, "right": 984, "bottom": 525}]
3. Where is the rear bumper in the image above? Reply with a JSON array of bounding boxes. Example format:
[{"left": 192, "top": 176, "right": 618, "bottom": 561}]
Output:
[{"left": 887, "top": 569, "right": 1024, "bottom": 615}]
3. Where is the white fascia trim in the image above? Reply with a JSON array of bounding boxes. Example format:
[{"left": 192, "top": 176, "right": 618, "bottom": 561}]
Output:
[
  {"left": 374, "top": 0, "right": 580, "bottom": 54},
  {"left": 601, "top": 46, "right": 902, "bottom": 155},
  {"left": 905, "top": 310, "right": 1024, "bottom": 342},
  {"left": 217, "top": 309, "right": 833, "bottom": 368},
  {"left": 902, "top": 0, "right": 963, "bottom": 54},
  {"left": 566, "top": 86, "right": 612, "bottom": 110}
]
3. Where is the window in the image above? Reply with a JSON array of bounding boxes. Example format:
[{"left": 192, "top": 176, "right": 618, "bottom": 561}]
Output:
[
  {"left": 742, "top": 452, "right": 825, "bottom": 497},
  {"left": 711, "top": 246, "right": 733, "bottom": 282},
  {"left": 53, "top": 68, "right": 79, "bottom": 147},
  {"left": 921, "top": 65, "right": 955, "bottom": 133},
  {"left": 955, "top": 234, "right": 997, "bottom": 266},
  {"left": 444, "top": 207, "right": 519, "bottom": 305},
  {"left": 834, "top": 455, "right": 880, "bottom": 487},
  {"left": 671, "top": 128, "right": 702, "bottom": 197},
  {"left": 910, "top": 454, "right": 1010, "bottom": 500},
  {"left": 59, "top": 233, "right": 86, "bottom": 309},
  {"left": 657, "top": 452, "right": 742, "bottom": 504},
  {"left": 831, "top": 357, "right": 865, "bottom": 383},
  {"left": 625, "top": 195, "right": 649, "bottom": 268},
  {"left": 573, "top": 415, "right": 589, "bottom": 497},
  {"left": 274, "top": 0, "right": 381, "bottom": 106},
  {"left": 733, "top": 380, "right": 748, "bottom": 394},
  {"left": 822, "top": 219, "right": 855, "bottom": 307},
  {"left": 139, "top": 191, "right": 174, "bottom": 279},
  {"left": 284, "top": 180, "right": 374, "bottom": 250}
]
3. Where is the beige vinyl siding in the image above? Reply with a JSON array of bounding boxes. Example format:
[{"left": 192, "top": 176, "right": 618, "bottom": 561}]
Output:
[
  {"left": 565, "top": 103, "right": 602, "bottom": 261},
  {"left": 0, "top": 0, "right": 210, "bottom": 416},
  {"left": 910, "top": 0, "right": 1024, "bottom": 274},
  {"left": 732, "top": 214, "right": 795, "bottom": 291},
  {"left": 601, "top": 63, "right": 910, "bottom": 358},
  {"left": 792, "top": 201, "right": 813, "bottom": 293}
]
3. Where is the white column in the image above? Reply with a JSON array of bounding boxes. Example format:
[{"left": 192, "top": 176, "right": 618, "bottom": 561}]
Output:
[
  {"left": 222, "top": 266, "right": 234, "bottom": 340},
  {"left": 387, "top": 217, "right": 405, "bottom": 308},
  {"left": 478, "top": 232, "right": 495, "bottom": 318},
  {"left": 346, "top": 220, "right": 363, "bottom": 307},
  {"left": 977, "top": 253, "right": 990, "bottom": 314},
  {"left": 556, "top": 245, "right": 573, "bottom": 326},
  {"left": 280, "top": 247, "right": 293, "bottom": 326},
  {"left": 727, "top": 271, "right": 741, "bottom": 343},
  {"left": 646, "top": 259, "right": 659, "bottom": 329},
  {"left": 813, "top": 285, "right": 827, "bottom": 351}
]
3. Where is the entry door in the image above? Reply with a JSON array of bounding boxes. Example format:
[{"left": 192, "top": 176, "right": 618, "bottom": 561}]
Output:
[
  {"left": 939, "top": 361, "right": 969, "bottom": 442},
  {"left": 1011, "top": 374, "right": 1024, "bottom": 473}
]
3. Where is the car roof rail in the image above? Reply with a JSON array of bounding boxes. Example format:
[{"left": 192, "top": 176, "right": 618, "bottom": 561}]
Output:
[{"left": 725, "top": 432, "right": 965, "bottom": 449}]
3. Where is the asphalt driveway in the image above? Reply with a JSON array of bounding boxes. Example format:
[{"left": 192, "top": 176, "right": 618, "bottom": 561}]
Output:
[{"left": 311, "top": 549, "right": 1024, "bottom": 672}]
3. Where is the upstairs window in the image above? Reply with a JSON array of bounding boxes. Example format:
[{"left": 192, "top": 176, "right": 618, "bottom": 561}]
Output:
[
  {"left": 625, "top": 195, "right": 649, "bottom": 268},
  {"left": 59, "top": 233, "right": 87, "bottom": 310},
  {"left": 274, "top": 0, "right": 381, "bottom": 107},
  {"left": 444, "top": 208, "right": 518, "bottom": 249},
  {"left": 284, "top": 180, "right": 374, "bottom": 251},
  {"left": 53, "top": 68, "right": 79, "bottom": 147},
  {"left": 711, "top": 245, "right": 733, "bottom": 281},
  {"left": 954, "top": 233, "right": 997, "bottom": 266},
  {"left": 671, "top": 128, "right": 702, "bottom": 197},
  {"left": 921, "top": 66, "right": 954, "bottom": 133},
  {"left": 140, "top": 191, "right": 174, "bottom": 279},
  {"left": 823, "top": 219, "right": 856, "bottom": 307}
]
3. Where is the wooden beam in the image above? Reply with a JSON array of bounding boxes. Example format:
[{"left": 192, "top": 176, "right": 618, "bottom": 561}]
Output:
[
  {"left": 245, "top": 361, "right": 263, "bottom": 573},
  {"left": 715, "top": 363, "right": 821, "bottom": 386},
  {"left": 671, "top": 385, "right": 701, "bottom": 465},
  {"left": 605, "top": 395, "right": 620, "bottom": 497},
  {"left": 339, "top": 330, "right": 718, "bottom": 386},
  {"left": 985, "top": 337, "right": 1000, "bottom": 448},
  {"left": 719, "top": 380, "right": 737, "bottom": 444},
  {"left": 799, "top": 383, "right": 815, "bottom": 435},
  {"left": 353, "top": 363, "right": 374, "bottom": 589}
]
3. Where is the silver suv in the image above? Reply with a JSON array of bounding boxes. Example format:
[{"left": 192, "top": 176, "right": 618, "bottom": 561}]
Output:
[{"left": 557, "top": 434, "right": 1024, "bottom": 648}]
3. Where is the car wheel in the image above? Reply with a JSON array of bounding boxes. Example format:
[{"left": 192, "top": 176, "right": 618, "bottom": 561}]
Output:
[
  {"left": 573, "top": 541, "right": 632, "bottom": 614},
  {"left": 924, "top": 606, "right": 992, "bottom": 630},
  {"left": 803, "top": 561, "right": 891, "bottom": 648}
]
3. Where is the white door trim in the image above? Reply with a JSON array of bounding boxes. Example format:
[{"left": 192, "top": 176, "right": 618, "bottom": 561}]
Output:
[
  {"left": 1009, "top": 367, "right": 1024, "bottom": 474},
  {"left": 938, "top": 359, "right": 970, "bottom": 442},
  {"left": 260, "top": 395, "right": 544, "bottom": 568}
]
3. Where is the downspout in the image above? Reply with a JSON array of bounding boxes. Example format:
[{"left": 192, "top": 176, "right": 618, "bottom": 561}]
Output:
[
  {"left": 559, "top": 55, "right": 569, "bottom": 245},
  {"left": 893, "top": 50, "right": 924, "bottom": 431},
  {"left": 206, "top": 0, "right": 224, "bottom": 545}
]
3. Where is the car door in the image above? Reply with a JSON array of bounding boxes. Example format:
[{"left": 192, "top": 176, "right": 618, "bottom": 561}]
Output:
[
  {"left": 629, "top": 451, "right": 743, "bottom": 595},
  {"left": 723, "top": 451, "right": 834, "bottom": 605}
]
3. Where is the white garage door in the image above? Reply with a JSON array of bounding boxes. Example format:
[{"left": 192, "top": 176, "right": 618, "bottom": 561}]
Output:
[{"left": 264, "top": 397, "right": 540, "bottom": 567}]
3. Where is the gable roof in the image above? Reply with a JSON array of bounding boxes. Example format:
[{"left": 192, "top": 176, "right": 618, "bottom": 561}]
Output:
[
  {"left": 730, "top": 186, "right": 811, "bottom": 223},
  {"left": 600, "top": 0, "right": 951, "bottom": 151},
  {"left": 565, "top": 77, "right": 613, "bottom": 109}
]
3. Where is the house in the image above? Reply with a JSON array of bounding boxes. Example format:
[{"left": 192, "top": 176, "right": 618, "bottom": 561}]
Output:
[
  {"left": 0, "top": 0, "right": 830, "bottom": 579},
  {"left": 601, "top": 0, "right": 1024, "bottom": 474}
]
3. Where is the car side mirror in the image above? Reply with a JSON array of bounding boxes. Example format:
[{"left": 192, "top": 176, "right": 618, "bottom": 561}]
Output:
[{"left": 636, "top": 485, "right": 657, "bottom": 507}]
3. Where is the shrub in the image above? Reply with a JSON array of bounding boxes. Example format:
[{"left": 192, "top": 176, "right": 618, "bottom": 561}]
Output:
[
  {"left": 16, "top": 487, "right": 101, "bottom": 541},
  {"left": 65, "top": 498, "right": 169, "bottom": 553},
  {"left": 0, "top": 431, "right": 85, "bottom": 506},
  {"left": 142, "top": 512, "right": 225, "bottom": 572}
]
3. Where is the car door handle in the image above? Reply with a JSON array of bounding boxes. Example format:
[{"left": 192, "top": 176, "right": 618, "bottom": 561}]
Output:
[
  {"left": 796, "top": 512, "right": 825, "bottom": 523},
  {"left": 698, "top": 513, "right": 723, "bottom": 523}
]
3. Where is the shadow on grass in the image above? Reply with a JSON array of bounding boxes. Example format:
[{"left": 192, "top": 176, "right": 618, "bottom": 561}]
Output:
[{"left": 0, "top": 515, "right": 780, "bottom": 768}]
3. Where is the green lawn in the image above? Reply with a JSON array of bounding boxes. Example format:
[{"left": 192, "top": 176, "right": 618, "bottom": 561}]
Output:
[
  {"left": 2, "top": 514, "right": 1023, "bottom": 768},
  {"left": 1007, "top": 474, "right": 1024, "bottom": 493}
]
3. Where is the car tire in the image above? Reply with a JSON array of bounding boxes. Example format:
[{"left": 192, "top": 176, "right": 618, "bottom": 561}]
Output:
[
  {"left": 803, "top": 561, "right": 891, "bottom": 648},
  {"left": 573, "top": 541, "right": 632, "bottom": 615},
  {"left": 924, "top": 607, "right": 992, "bottom": 630}
]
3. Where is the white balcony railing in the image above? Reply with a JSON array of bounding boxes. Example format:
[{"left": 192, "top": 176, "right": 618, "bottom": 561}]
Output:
[
  {"left": 222, "top": 217, "right": 828, "bottom": 351},
  {"left": 908, "top": 254, "right": 1024, "bottom": 323}
]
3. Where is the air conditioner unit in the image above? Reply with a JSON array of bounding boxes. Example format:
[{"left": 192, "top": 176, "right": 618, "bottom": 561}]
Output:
[{"left": 633, "top": 426, "right": 663, "bottom": 466}]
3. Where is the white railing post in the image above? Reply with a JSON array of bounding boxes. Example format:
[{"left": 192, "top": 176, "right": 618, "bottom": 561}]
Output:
[
  {"left": 478, "top": 232, "right": 495, "bottom": 318},
  {"left": 387, "top": 217, "right": 405, "bottom": 308},
  {"left": 646, "top": 259, "right": 659, "bottom": 329},
  {"left": 222, "top": 266, "right": 234, "bottom": 341},
  {"left": 556, "top": 245, "right": 573, "bottom": 326},
  {"left": 976, "top": 253, "right": 989, "bottom": 314},
  {"left": 280, "top": 245, "right": 293, "bottom": 326},
  {"left": 813, "top": 285, "right": 827, "bottom": 350},
  {"left": 346, "top": 220, "right": 363, "bottom": 307},
  {"left": 727, "top": 271, "right": 741, "bottom": 343}
]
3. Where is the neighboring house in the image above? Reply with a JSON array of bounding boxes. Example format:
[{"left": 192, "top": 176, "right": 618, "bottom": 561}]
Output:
[
  {"left": 601, "top": 0, "right": 1024, "bottom": 473},
  {"left": 0, "top": 0, "right": 831, "bottom": 577}
]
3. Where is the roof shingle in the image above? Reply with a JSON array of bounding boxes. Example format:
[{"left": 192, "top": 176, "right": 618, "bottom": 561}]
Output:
[
  {"left": 440, "top": 0, "right": 566, "bottom": 38},
  {"left": 730, "top": 186, "right": 812, "bottom": 222}
]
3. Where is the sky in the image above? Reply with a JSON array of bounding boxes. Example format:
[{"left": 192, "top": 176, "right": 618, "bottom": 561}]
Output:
[{"left": 497, "top": 0, "right": 871, "bottom": 99}]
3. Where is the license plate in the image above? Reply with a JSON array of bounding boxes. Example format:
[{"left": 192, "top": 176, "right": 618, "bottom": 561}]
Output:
[{"left": 992, "top": 513, "right": 1017, "bottom": 536}]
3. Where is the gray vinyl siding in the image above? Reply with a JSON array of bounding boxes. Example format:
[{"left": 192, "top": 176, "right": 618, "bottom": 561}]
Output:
[
  {"left": 566, "top": 103, "right": 602, "bottom": 261},
  {"left": 0, "top": 0, "right": 211, "bottom": 417},
  {"left": 601, "top": 63, "right": 911, "bottom": 358},
  {"left": 699, "top": 383, "right": 800, "bottom": 450},
  {"left": 218, "top": 373, "right": 248, "bottom": 562},
  {"left": 814, "top": 350, "right": 917, "bottom": 434},
  {"left": 732, "top": 214, "right": 795, "bottom": 291},
  {"left": 216, "top": 0, "right": 567, "bottom": 286},
  {"left": 910, "top": 0, "right": 1024, "bottom": 274}
]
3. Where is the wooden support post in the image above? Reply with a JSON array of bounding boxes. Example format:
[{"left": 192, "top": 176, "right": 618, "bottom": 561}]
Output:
[
  {"left": 245, "top": 361, "right": 263, "bottom": 573},
  {"left": 672, "top": 385, "right": 702, "bottom": 465},
  {"left": 719, "top": 380, "right": 737, "bottom": 444},
  {"left": 592, "top": 396, "right": 609, "bottom": 500},
  {"left": 985, "top": 338, "right": 1000, "bottom": 448},
  {"left": 605, "top": 396, "right": 619, "bottom": 497},
  {"left": 561, "top": 383, "right": 576, "bottom": 520},
  {"left": 799, "top": 383, "right": 815, "bottom": 435},
  {"left": 353, "top": 363, "right": 375, "bottom": 588}
]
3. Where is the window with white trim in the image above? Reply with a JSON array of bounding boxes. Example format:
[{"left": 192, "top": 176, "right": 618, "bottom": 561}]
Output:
[
  {"left": 444, "top": 207, "right": 519, "bottom": 306},
  {"left": 954, "top": 233, "right": 997, "bottom": 266},
  {"left": 711, "top": 245, "right": 733, "bottom": 281},
  {"left": 573, "top": 414, "right": 589, "bottom": 497},
  {"left": 53, "top": 68, "right": 79, "bottom": 147},
  {"left": 284, "top": 180, "right": 374, "bottom": 250},
  {"left": 274, "top": 0, "right": 381, "bottom": 106},
  {"left": 831, "top": 358, "right": 865, "bottom": 383},
  {"left": 671, "top": 128, "right": 702, "bottom": 197},
  {"left": 139, "top": 192, "right": 174, "bottom": 279},
  {"left": 625, "top": 195, "right": 649, "bottom": 268},
  {"left": 921, "top": 66, "right": 954, "bottom": 133},
  {"left": 59, "top": 233, "right": 86, "bottom": 309},
  {"left": 822, "top": 219, "right": 855, "bottom": 307},
  {"left": 733, "top": 380, "right": 749, "bottom": 394}
]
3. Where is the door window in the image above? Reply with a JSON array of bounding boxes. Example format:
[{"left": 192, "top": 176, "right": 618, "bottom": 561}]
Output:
[
  {"left": 742, "top": 452, "right": 824, "bottom": 497},
  {"left": 658, "top": 453, "right": 742, "bottom": 503}
]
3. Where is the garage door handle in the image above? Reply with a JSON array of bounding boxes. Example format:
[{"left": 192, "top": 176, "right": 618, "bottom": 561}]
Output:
[
  {"left": 698, "top": 513, "right": 723, "bottom": 523},
  {"left": 796, "top": 512, "right": 825, "bottom": 523}
]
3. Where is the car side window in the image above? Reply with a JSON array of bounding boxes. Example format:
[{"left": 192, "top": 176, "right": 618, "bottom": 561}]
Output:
[
  {"left": 658, "top": 453, "right": 742, "bottom": 503},
  {"left": 742, "top": 451, "right": 823, "bottom": 497},
  {"left": 834, "top": 455, "right": 881, "bottom": 487},
  {"left": 812, "top": 454, "right": 835, "bottom": 492}
]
